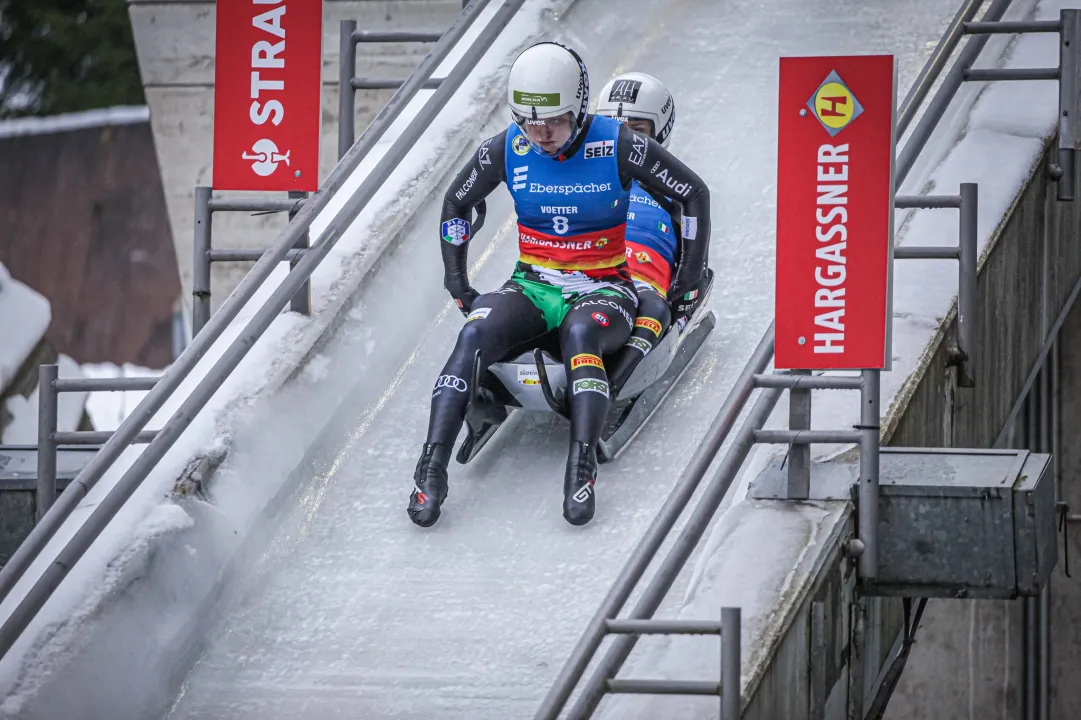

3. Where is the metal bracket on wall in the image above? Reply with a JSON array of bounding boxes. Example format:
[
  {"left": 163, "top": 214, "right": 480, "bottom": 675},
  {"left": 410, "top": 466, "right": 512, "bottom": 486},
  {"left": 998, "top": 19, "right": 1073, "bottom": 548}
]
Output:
[
  {"left": 752, "top": 370, "right": 882, "bottom": 582},
  {"left": 894, "top": 184, "right": 979, "bottom": 386}
]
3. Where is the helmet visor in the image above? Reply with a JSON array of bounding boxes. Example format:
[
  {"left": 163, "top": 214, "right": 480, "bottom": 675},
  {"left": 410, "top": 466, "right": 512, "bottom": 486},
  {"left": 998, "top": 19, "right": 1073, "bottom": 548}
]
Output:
[{"left": 514, "top": 112, "right": 578, "bottom": 157}]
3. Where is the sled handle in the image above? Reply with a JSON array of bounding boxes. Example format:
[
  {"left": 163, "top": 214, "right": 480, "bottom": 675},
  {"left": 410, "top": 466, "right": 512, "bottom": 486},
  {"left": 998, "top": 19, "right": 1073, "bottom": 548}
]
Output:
[
  {"left": 469, "top": 349, "right": 483, "bottom": 408},
  {"left": 533, "top": 349, "right": 569, "bottom": 418}
]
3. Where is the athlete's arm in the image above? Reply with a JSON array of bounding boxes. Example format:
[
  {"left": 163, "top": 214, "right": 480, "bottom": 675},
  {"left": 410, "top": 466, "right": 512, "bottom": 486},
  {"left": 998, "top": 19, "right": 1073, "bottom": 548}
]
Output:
[
  {"left": 440, "top": 130, "right": 508, "bottom": 313},
  {"left": 616, "top": 123, "right": 710, "bottom": 315}
]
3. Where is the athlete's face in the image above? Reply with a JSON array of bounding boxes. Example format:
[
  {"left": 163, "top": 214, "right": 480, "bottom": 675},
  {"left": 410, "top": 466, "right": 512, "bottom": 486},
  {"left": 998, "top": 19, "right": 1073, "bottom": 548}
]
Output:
[
  {"left": 626, "top": 118, "right": 654, "bottom": 137},
  {"left": 522, "top": 114, "right": 573, "bottom": 154}
]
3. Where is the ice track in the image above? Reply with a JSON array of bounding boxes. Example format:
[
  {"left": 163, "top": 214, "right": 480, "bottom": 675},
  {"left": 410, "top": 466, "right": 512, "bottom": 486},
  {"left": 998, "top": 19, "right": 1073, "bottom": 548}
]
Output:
[{"left": 164, "top": 0, "right": 964, "bottom": 717}]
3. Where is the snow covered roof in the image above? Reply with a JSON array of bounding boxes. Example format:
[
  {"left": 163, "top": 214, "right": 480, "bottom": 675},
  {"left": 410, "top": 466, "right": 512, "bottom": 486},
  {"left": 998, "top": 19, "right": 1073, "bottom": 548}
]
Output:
[
  {"left": 0, "top": 106, "right": 149, "bottom": 140},
  {"left": 0, "top": 262, "right": 50, "bottom": 394}
]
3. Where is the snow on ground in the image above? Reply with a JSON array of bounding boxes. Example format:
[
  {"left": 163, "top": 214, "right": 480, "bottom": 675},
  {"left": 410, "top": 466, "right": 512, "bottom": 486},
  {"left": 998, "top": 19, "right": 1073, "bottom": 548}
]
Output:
[
  {"left": 0, "top": 263, "right": 87, "bottom": 446},
  {"left": 79, "top": 363, "right": 164, "bottom": 432},
  {"left": 601, "top": 0, "right": 1066, "bottom": 714},
  {"left": 0, "top": 263, "right": 50, "bottom": 394},
  {"left": 0, "top": 0, "right": 580, "bottom": 711},
  {"left": 1, "top": 355, "right": 87, "bottom": 446}
]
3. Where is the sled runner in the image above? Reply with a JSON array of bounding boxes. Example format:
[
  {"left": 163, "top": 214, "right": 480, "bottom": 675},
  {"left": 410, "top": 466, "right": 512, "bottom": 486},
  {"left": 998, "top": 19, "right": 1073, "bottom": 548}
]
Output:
[{"left": 455, "top": 269, "right": 716, "bottom": 465}]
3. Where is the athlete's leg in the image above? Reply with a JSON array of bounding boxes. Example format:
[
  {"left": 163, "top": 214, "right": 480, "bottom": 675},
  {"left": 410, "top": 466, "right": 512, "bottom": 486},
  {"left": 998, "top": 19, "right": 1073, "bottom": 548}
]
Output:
[
  {"left": 607, "top": 284, "right": 672, "bottom": 394},
  {"left": 409, "top": 282, "right": 547, "bottom": 527},
  {"left": 557, "top": 284, "right": 637, "bottom": 525}
]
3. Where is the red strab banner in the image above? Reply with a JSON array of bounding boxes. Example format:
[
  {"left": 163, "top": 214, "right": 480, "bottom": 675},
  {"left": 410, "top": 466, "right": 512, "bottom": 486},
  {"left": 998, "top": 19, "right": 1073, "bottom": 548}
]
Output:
[
  {"left": 774, "top": 55, "right": 896, "bottom": 370},
  {"left": 212, "top": 0, "right": 323, "bottom": 191}
]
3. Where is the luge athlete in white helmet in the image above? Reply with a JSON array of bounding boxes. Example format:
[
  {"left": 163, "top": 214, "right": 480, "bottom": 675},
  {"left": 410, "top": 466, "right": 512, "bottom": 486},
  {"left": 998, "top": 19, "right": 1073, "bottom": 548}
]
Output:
[
  {"left": 408, "top": 42, "right": 711, "bottom": 528},
  {"left": 594, "top": 72, "right": 694, "bottom": 392}
]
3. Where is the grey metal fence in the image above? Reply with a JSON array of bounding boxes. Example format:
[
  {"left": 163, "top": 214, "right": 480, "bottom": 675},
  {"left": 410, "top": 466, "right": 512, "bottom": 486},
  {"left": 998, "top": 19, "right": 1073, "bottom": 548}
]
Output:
[
  {"left": 191, "top": 188, "right": 310, "bottom": 336},
  {"left": 337, "top": 0, "right": 471, "bottom": 160},
  {"left": 34, "top": 365, "right": 160, "bottom": 521},
  {"left": 0, "top": 0, "right": 520, "bottom": 661},
  {"left": 535, "top": 1, "right": 1081, "bottom": 717},
  {"left": 600, "top": 609, "right": 741, "bottom": 720}
]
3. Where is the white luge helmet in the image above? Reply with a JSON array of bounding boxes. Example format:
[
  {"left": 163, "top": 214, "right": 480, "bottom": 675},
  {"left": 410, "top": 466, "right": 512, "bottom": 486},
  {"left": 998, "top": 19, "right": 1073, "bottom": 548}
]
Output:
[
  {"left": 507, "top": 42, "right": 590, "bottom": 157},
  {"left": 596, "top": 72, "right": 675, "bottom": 148}
]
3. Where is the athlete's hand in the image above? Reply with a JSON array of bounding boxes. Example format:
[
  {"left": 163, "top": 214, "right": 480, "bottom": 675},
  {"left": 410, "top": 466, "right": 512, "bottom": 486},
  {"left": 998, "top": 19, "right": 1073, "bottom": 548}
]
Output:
[
  {"left": 445, "top": 274, "right": 480, "bottom": 316},
  {"left": 669, "top": 275, "right": 703, "bottom": 322}
]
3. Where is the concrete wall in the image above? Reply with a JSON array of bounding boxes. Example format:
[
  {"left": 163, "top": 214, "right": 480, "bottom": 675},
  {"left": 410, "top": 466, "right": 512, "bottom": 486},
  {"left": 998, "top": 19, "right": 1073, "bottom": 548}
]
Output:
[
  {"left": 881, "top": 136, "right": 1081, "bottom": 718},
  {"left": 127, "top": 0, "right": 465, "bottom": 318}
]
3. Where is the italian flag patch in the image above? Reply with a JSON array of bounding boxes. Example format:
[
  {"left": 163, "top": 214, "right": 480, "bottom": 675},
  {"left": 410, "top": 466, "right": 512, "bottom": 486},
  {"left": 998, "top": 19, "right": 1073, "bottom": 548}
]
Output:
[{"left": 658, "top": 222, "right": 669, "bottom": 234}]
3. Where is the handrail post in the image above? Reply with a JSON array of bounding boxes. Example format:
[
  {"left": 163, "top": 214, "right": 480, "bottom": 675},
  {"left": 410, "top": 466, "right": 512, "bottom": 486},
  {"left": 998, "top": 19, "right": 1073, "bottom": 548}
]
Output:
[
  {"left": 339, "top": 20, "right": 358, "bottom": 161},
  {"left": 1057, "top": 9, "right": 1079, "bottom": 201},
  {"left": 858, "top": 369, "right": 881, "bottom": 581},
  {"left": 788, "top": 370, "right": 812, "bottom": 499},
  {"left": 721, "top": 607, "right": 741, "bottom": 720},
  {"left": 192, "top": 185, "right": 213, "bottom": 336},
  {"left": 288, "top": 190, "right": 311, "bottom": 315},
  {"left": 956, "top": 182, "right": 978, "bottom": 386},
  {"left": 35, "top": 365, "right": 58, "bottom": 522}
]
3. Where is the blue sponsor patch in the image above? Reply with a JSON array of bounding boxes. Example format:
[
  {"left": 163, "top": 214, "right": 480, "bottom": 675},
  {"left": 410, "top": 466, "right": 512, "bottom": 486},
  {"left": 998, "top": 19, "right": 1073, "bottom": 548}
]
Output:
[{"left": 441, "top": 218, "right": 470, "bottom": 246}]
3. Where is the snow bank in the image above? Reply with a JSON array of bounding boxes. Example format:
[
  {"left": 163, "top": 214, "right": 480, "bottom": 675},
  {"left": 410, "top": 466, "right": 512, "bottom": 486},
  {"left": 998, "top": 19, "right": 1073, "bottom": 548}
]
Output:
[
  {"left": 0, "top": 263, "right": 50, "bottom": 394},
  {"left": 80, "top": 363, "right": 163, "bottom": 431},
  {"left": 0, "top": 0, "right": 577, "bottom": 710},
  {"left": 608, "top": 0, "right": 1066, "bottom": 713},
  {"left": 0, "top": 106, "right": 149, "bottom": 139},
  {"left": 1, "top": 355, "right": 87, "bottom": 446}
]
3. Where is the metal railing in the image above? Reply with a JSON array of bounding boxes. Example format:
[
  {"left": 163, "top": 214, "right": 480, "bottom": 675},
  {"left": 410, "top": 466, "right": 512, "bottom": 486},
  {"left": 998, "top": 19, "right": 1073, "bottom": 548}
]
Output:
[
  {"left": 337, "top": 0, "right": 470, "bottom": 160},
  {"left": 0, "top": 0, "right": 521, "bottom": 660},
  {"left": 600, "top": 609, "right": 741, "bottom": 720},
  {"left": 894, "top": 186, "right": 978, "bottom": 386},
  {"left": 34, "top": 365, "right": 161, "bottom": 521},
  {"left": 536, "top": 1, "right": 1081, "bottom": 717},
  {"left": 191, "top": 188, "right": 310, "bottom": 336}
]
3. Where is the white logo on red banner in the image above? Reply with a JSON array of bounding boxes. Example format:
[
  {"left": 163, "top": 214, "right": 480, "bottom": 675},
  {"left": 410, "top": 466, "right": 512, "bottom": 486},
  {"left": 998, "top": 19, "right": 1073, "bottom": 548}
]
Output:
[{"left": 242, "top": 139, "right": 292, "bottom": 177}]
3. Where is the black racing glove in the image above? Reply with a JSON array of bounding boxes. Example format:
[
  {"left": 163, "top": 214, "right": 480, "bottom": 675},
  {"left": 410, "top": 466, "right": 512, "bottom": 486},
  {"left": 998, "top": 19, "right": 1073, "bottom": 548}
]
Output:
[
  {"left": 669, "top": 272, "right": 704, "bottom": 321},
  {"left": 445, "top": 273, "right": 480, "bottom": 316}
]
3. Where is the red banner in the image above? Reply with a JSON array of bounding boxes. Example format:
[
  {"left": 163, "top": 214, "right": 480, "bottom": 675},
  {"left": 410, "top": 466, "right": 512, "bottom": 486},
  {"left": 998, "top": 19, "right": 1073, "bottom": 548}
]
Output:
[
  {"left": 774, "top": 55, "right": 896, "bottom": 370},
  {"left": 212, "top": 0, "right": 323, "bottom": 191}
]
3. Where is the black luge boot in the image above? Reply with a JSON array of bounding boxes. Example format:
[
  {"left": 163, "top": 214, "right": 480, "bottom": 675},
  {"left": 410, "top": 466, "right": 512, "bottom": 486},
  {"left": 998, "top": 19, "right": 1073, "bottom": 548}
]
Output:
[
  {"left": 563, "top": 441, "right": 598, "bottom": 526},
  {"left": 407, "top": 443, "right": 451, "bottom": 527}
]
